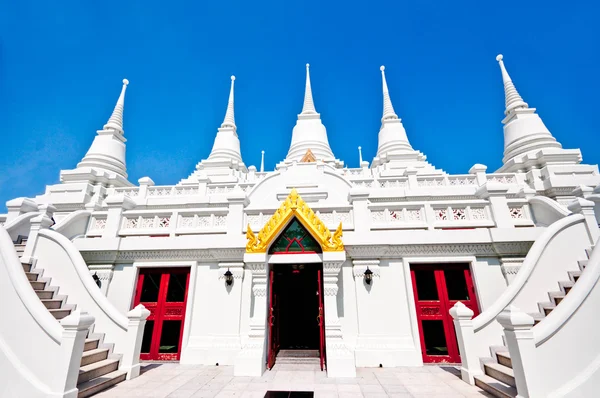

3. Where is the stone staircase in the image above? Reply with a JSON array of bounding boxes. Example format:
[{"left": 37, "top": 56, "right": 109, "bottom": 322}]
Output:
[
  {"left": 473, "top": 247, "right": 591, "bottom": 398},
  {"left": 276, "top": 349, "right": 320, "bottom": 365},
  {"left": 15, "top": 240, "right": 127, "bottom": 397}
]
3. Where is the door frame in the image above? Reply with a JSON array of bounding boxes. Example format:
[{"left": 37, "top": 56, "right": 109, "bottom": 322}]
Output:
[
  {"left": 266, "top": 258, "right": 326, "bottom": 370},
  {"left": 129, "top": 261, "right": 198, "bottom": 360},
  {"left": 403, "top": 256, "right": 480, "bottom": 365}
]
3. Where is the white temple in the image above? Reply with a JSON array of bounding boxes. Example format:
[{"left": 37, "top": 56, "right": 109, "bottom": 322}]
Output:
[{"left": 2, "top": 55, "right": 600, "bottom": 398}]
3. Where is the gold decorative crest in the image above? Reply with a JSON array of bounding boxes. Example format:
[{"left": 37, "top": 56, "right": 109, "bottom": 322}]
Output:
[
  {"left": 300, "top": 149, "right": 317, "bottom": 163},
  {"left": 246, "top": 188, "right": 344, "bottom": 253}
]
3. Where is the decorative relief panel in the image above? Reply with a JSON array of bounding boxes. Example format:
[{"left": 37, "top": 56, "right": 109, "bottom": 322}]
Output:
[
  {"left": 370, "top": 208, "right": 423, "bottom": 224},
  {"left": 488, "top": 175, "right": 517, "bottom": 184},
  {"left": 148, "top": 187, "right": 173, "bottom": 196},
  {"left": 115, "top": 188, "right": 139, "bottom": 197},
  {"left": 452, "top": 208, "right": 466, "bottom": 220},
  {"left": 435, "top": 208, "right": 448, "bottom": 221},
  {"left": 89, "top": 217, "right": 107, "bottom": 231},
  {"left": 122, "top": 215, "right": 172, "bottom": 230},
  {"left": 470, "top": 208, "right": 486, "bottom": 220},
  {"left": 379, "top": 179, "right": 408, "bottom": 188},
  {"left": 177, "top": 214, "right": 228, "bottom": 230},
  {"left": 509, "top": 206, "right": 524, "bottom": 219},
  {"left": 207, "top": 186, "right": 235, "bottom": 194},
  {"left": 352, "top": 180, "right": 373, "bottom": 188}
]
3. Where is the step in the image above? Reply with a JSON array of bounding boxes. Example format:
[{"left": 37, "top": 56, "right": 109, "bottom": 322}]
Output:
[
  {"left": 543, "top": 306, "right": 555, "bottom": 316},
  {"left": 578, "top": 259, "right": 588, "bottom": 270},
  {"left": 81, "top": 348, "right": 109, "bottom": 366},
  {"left": 50, "top": 308, "right": 71, "bottom": 320},
  {"left": 474, "top": 374, "right": 517, "bottom": 398},
  {"left": 22, "top": 262, "right": 31, "bottom": 272},
  {"left": 41, "top": 299, "right": 63, "bottom": 309},
  {"left": 553, "top": 295, "right": 565, "bottom": 305},
  {"left": 496, "top": 351, "right": 512, "bottom": 369},
  {"left": 276, "top": 357, "right": 320, "bottom": 365},
  {"left": 77, "top": 369, "right": 127, "bottom": 398},
  {"left": 25, "top": 272, "right": 39, "bottom": 281},
  {"left": 529, "top": 312, "right": 544, "bottom": 326},
  {"left": 35, "top": 290, "right": 54, "bottom": 300},
  {"left": 30, "top": 281, "right": 46, "bottom": 290},
  {"left": 484, "top": 362, "right": 515, "bottom": 387},
  {"left": 278, "top": 349, "right": 319, "bottom": 358},
  {"left": 78, "top": 358, "right": 120, "bottom": 384},
  {"left": 84, "top": 338, "right": 100, "bottom": 352},
  {"left": 586, "top": 247, "right": 593, "bottom": 259}
]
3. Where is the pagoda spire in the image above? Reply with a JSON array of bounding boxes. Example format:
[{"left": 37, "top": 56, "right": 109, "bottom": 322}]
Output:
[
  {"left": 280, "top": 64, "right": 339, "bottom": 167},
  {"left": 301, "top": 64, "right": 317, "bottom": 115},
  {"left": 494, "top": 54, "right": 568, "bottom": 171},
  {"left": 203, "top": 75, "right": 245, "bottom": 169},
  {"left": 103, "top": 79, "right": 129, "bottom": 132},
  {"left": 496, "top": 54, "right": 529, "bottom": 115},
  {"left": 380, "top": 66, "right": 398, "bottom": 121},
  {"left": 221, "top": 76, "right": 236, "bottom": 129},
  {"left": 60, "top": 78, "right": 132, "bottom": 186}
]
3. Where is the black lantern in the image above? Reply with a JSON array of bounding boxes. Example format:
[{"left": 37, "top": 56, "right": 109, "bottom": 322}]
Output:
[
  {"left": 364, "top": 268, "right": 373, "bottom": 285},
  {"left": 224, "top": 269, "right": 234, "bottom": 286},
  {"left": 92, "top": 272, "right": 102, "bottom": 289}
]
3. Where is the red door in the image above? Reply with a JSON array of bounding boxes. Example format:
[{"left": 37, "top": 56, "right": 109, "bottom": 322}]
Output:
[
  {"left": 267, "top": 270, "right": 278, "bottom": 369},
  {"left": 410, "top": 264, "right": 479, "bottom": 364},
  {"left": 134, "top": 268, "right": 190, "bottom": 361},
  {"left": 317, "top": 269, "right": 326, "bottom": 370}
]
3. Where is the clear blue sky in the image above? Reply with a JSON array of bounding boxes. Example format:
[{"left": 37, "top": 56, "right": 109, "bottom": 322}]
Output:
[{"left": 1, "top": 1, "right": 599, "bottom": 211}]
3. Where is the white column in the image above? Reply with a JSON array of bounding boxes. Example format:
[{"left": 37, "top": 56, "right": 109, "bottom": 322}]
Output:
[
  {"left": 122, "top": 304, "right": 150, "bottom": 380},
  {"left": 207, "top": 262, "right": 245, "bottom": 363},
  {"left": 323, "top": 253, "right": 356, "bottom": 377},
  {"left": 21, "top": 205, "right": 56, "bottom": 264},
  {"left": 450, "top": 302, "right": 482, "bottom": 384},
  {"left": 476, "top": 183, "right": 513, "bottom": 228},
  {"left": 234, "top": 254, "right": 268, "bottom": 377},
  {"left": 103, "top": 194, "right": 136, "bottom": 238},
  {"left": 568, "top": 198, "right": 600, "bottom": 243},
  {"left": 497, "top": 306, "right": 537, "bottom": 398},
  {"left": 348, "top": 188, "right": 371, "bottom": 234},
  {"left": 226, "top": 192, "right": 249, "bottom": 237}
]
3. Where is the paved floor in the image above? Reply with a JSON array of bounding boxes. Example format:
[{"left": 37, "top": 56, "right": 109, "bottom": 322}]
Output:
[{"left": 95, "top": 363, "right": 493, "bottom": 398}]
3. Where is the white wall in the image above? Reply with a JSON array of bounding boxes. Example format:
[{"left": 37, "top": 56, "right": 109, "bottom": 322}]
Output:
[{"left": 471, "top": 257, "right": 507, "bottom": 311}]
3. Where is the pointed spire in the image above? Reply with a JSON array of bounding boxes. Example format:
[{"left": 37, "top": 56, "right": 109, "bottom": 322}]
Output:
[
  {"left": 301, "top": 64, "right": 317, "bottom": 114},
  {"left": 221, "top": 75, "right": 236, "bottom": 129},
  {"left": 104, "top": 79, "right": 129, "bottom": 132},
  {"left": 380, "top": 66, "right": 398, "bottom": 121},
  {"left": 260, "top": 150, "right": 265, "bottom": 172},
  {"left": 358, "top": 146, "right": 363, "bottom": 164},
  {"left": 496, "top": 55, "right": 529, "bottom": 115}
]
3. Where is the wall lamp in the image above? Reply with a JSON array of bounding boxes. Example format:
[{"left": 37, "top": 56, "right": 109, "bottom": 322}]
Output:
[
  {"left": 92, "top": 272, "right": 102, "bottom": 289},
  {"left": 224, "top": 269, "right": 234, "bottom": 286},
  {"left": 363, "top": 267, "right": 373, "bottom": 285}
]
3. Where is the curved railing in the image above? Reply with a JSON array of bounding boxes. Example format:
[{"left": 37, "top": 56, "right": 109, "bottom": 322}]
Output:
[
  {"left": 4, "top": 211, "right": 40, "bottom": 241},
  {"left": 528, "top": 196, "right": 570, "bottom": 227},
  {"left": 33, "top": 228, "right": 148, "bottom": 379},
  {"left": 37, "top": 229, "right": 128, "bottom": 330},
  {"left": 52, "top": 210, "right": 92, "bottom": 240},
  {"left": 0, "top": 226, "right": 78, "bottom": 396},
  {"left": 474, "top": 214, "right": 585, "bottom": 331}
]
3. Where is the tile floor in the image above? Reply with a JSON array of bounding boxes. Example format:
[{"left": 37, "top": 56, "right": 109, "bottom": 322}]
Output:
[{"left": 94, "top": 363, "right": 493, "bottom": 398}]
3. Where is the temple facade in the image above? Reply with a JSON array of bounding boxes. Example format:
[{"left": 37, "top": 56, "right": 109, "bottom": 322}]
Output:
[{"left": 3, "top": 55, "right": 600, "bottom": 396}]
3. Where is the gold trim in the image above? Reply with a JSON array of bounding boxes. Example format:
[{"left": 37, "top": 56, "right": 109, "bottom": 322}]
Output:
[
  {"left": 246, "top": 188, "right": 344, "bottom": 253},
  {"left": 300, "top": 149, "right": 317, "bottom": 163}
]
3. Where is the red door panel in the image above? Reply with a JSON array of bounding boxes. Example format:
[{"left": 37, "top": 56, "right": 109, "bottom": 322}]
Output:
[
  {"left": 411, "top": 264, "right": 479, "bottom": 364},
  {"left": 267, "top": 270, "right": 277, "bottom": 369},
  {"left": 134, "top": 268, "right": 190, "bottom": 361},
  {"left": 317, "top": 269, "right": 326, "bottom": 370}
]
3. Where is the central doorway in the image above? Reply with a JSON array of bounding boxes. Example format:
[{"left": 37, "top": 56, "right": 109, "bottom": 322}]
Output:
[{"left": 267, "top": 263, "right": 325, "bottom": 370}]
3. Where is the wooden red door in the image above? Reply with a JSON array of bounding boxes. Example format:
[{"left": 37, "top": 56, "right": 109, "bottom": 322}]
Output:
[
  {"left": 134, "top": 267, "right": 190, "bottom": 361},
  {"left": 410, "top": 264, "right": 479, "bottom": 364},
  {"left": 267, "top": 270, "right": 278, "bottom": 369},
  {"left": 317, "top": 269, "right": 326, "bottom": 370}
]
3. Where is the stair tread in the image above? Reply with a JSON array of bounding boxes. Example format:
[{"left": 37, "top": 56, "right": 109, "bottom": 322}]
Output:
[
  {"left": 484, "top": 362, "right": 514, "bottom": 377},
  {"left": 474, "top": 374, "right": 517, "bottom": 398},
  {"left": 76, "top": 369, "right": 127, "bottom": 398},
  {"left": 79, "top": 358, "right": 120, "bottom": 373},
  {"left": 82, "top": 347, "right": 109, "bottom": 358}
]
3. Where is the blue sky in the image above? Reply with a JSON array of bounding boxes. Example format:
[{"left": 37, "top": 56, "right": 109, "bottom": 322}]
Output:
[{"left": 1, "top": 1, "right": 599, "bottom": 210}]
